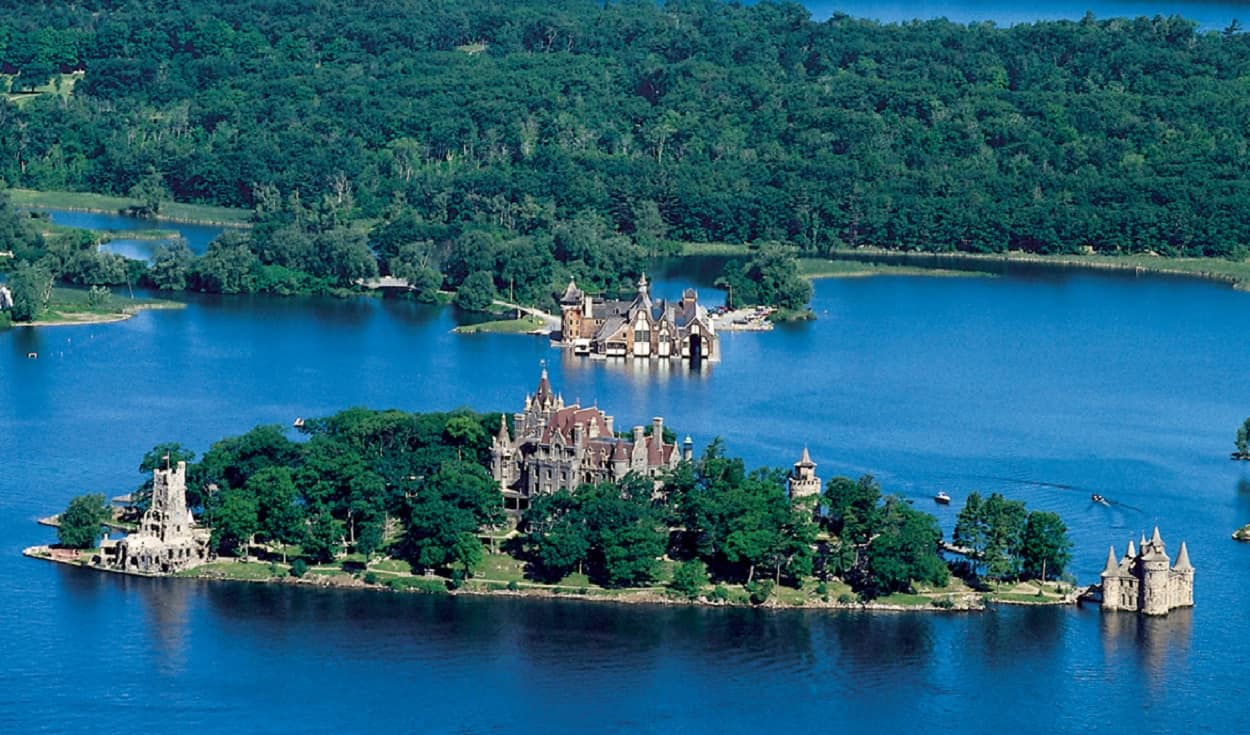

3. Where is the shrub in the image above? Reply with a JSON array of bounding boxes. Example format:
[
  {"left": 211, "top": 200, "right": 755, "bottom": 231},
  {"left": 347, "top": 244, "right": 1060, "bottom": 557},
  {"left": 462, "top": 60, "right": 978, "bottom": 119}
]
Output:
[
  {"left": 364, "top": 571, "right": 379, "bottom": 585},
  {"left": 506, "top": 579, "right": 519, "bottom": 591},
  {"left": 746, "top": 580, "right": 774, "bottom": 605},
  {"left": 289, "top": 559, "right": 308, "bottom": 577},
  {"left": 931, "top": 596, "right": 956, "bottom": 609},
  {"left": 711, "top": 584, "right": 729, "bottom": 602},
  {"left": 837, "top": 593, "right": 854, "bottom": 604}
]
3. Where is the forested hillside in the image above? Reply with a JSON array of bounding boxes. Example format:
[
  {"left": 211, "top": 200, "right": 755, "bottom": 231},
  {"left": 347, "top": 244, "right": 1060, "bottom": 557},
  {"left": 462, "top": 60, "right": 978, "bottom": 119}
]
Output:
[{"left": 3, "top": 0, "right": 1249, "bottom": 273}]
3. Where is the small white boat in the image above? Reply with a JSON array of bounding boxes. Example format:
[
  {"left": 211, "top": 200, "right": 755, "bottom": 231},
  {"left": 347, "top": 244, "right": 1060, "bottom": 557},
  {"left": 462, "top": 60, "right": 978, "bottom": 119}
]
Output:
[
  {"left": 292, "top": 417, "right": 305, "bottom": 428},
  {"left": 934, "top": 491, "right": 951, "bottom": 505}
]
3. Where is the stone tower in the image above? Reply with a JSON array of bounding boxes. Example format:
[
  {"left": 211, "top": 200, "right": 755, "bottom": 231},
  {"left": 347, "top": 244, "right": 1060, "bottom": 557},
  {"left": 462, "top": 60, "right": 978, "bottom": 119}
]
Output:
[
  {"left": 102, "top": 459, "right": 210, "bottom": 575},
  {"left": 787, "top": 447, "right": 822, "bottom": 500},
  {"left": 143, "top": 460, "right": 195, "bottom": 543},
  {"left": 1139, "top": 526, "right": 1172, "bottom": 616}
]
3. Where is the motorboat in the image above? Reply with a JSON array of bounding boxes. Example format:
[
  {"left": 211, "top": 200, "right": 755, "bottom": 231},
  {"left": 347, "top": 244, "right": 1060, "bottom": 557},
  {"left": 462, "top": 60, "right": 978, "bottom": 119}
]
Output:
[{"left": 934, "top": 491, "right": 951, "bottom": 505}]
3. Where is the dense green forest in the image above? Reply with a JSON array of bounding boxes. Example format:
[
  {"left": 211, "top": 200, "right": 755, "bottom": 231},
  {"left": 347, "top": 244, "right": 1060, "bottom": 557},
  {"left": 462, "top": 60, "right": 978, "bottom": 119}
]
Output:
[
  {"left": 4, "top": 0, "right": 1250, "bottom": 307},
  {"left": 55, "top": 407, "right": 1071, "bottom": 600}
]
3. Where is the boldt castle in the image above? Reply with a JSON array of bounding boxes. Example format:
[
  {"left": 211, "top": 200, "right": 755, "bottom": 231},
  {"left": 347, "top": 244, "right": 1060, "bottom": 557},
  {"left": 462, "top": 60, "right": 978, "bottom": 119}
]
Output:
[{"left": 491, "top": 368, "right": 691, "bottom": 515}]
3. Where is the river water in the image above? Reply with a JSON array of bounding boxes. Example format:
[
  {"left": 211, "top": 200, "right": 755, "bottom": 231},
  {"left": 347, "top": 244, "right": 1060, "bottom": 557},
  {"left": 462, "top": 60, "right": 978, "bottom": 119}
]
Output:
[
  {"left": 2, "top": 210, "right": 1249, "bottom": 731},
  {"left": 805, "top": 0, "right": 1246, "bottom": 29}
]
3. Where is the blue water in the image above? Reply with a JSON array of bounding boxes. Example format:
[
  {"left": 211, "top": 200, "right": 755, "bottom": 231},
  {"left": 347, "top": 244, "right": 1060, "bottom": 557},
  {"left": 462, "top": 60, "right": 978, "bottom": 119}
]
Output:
[
  {"left": 806, "top": 0, "right": 1246, "bottom": 29},
  {"left": 3, "top": 257, "right": 1249, "bottom": 731}
]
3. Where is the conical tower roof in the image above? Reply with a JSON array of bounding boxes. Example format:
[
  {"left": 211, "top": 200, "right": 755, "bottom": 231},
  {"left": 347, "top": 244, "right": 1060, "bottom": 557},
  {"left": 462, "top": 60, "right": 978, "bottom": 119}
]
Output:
[
  {"left": 496, "top": 414, "right": 510, "bottom": 443},
  {"left": 1125, "top": 539, "right": 1137, "bottom": 559},
  {"left": 797, "top": 446, "right": 815, "bottom": 468},
  {"left": 1102, "top": 546, "right": 1120, "bottom": 576},
  {"left": 560, "top": 277, "right": 583, "bottom": 303},
  {"left": 1174, "top": 541, "right": 1194, "bottom": 571}
]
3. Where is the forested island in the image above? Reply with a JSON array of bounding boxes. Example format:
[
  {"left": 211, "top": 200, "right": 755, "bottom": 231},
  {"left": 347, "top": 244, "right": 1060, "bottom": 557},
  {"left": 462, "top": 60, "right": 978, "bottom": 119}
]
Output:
[
  {"left": 37, "top": 407, "right": 1077, "bottom": 609},
  {"left": 4, "top": 0, "right": 1250, "bottom": 320}
]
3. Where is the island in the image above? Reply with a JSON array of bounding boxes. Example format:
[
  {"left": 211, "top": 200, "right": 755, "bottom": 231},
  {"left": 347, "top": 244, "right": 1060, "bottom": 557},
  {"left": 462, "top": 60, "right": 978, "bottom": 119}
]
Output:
[{"left": 26, "top": 369, "right": 1079, "bottom": 611}]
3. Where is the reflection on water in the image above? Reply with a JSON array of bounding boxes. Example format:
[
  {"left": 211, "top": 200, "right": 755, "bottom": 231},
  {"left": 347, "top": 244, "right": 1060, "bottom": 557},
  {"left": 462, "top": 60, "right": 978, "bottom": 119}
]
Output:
[{"left": 1100, "top": 609, "right": 1192, "bottom": 696}]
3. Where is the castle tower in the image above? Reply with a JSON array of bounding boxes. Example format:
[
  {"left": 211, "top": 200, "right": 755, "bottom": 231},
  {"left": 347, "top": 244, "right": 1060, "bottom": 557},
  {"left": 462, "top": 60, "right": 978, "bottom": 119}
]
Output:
[
  {"left": 142, "top": 460, "right": 194, "bottom": 543},
  {"left": 787, "top": 447, "right": 822, "bottom": 500},
  {"left": 490, "top": 415, "right": 514, "bottom": 490},
  {"left": 1138, "top": 526, "right": 1172, "bottom": 616},
  {"left": 559, "top": 278, "right": 586, "bottom": 344},
  {"left": 1172, "top": 540, "right": 1195, "bottom": 608}
]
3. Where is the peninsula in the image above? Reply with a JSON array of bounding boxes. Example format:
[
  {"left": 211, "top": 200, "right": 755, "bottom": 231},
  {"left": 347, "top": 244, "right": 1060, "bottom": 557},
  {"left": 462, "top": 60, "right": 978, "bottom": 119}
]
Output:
[{"left": 26, "top": 370, "right": 1079, "bottom": 611}]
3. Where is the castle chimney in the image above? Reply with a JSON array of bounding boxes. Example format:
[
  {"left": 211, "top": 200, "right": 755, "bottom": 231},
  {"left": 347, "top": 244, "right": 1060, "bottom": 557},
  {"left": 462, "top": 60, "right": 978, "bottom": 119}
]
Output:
[
  {"left": 652, "top": 417, "right": 664, "bottom": 446},
  {"left": 633, "top": 425, "right": 645, "bottom": 445}
]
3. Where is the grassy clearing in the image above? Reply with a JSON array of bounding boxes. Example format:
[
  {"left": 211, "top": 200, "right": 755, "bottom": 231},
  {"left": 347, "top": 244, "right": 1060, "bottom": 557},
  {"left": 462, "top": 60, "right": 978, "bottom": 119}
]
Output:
[
  {"left": 2, "top": 72, "right": 80, "bottom": 107},
  {"left": 16, "top": 286, "right": 184, "bottom": 327},
  {"left": 368, "top": 558, "right": 413, "bottom": 574},
  {"left": 797, "top": 257, "right": 990, "bottom": 280},
  {"left": 453, "top": 314, "right": 544, "bottom": 334},
  {"left": 9, "top": 188, "right": 252, "bottom": 226},
  {"left": 477, "top": 553, "right": 526, "bottom": 583},
  {"left": 677, "top": 242, "right": 754, "bottom": 257},
  {"left": 180, "top": 560, "right": 281, "bottom": 580}
]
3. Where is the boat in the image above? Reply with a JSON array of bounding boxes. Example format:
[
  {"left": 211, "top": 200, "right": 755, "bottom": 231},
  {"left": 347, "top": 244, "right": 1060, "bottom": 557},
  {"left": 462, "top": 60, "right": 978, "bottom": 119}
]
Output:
[
  {"left": 1091, "top": 494, "right": 1109, "bottom": 505},
  {"left": 934, "top": 491, "right": 951, "bottom": 504},
  {"left": 292, "top": 417, "right": 305, "bottom": 428}
]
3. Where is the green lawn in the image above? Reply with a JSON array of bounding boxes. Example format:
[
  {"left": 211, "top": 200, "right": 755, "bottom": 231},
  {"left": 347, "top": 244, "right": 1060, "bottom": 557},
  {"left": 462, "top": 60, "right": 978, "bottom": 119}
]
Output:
[
  {"left": 368, "top": 558, "right": 413, "bottom": 574},
  {"left": 453, "top": 314, "right": 545, "bottom": 334},
  {"left": 179, "top": 560, "right": 282, "bottom": 580},
  {"left": 9, "top": 188, "right": 252, "bottom": 226},
  {"left": 2, "top": 72, "right": 80, "bottom": 107}
]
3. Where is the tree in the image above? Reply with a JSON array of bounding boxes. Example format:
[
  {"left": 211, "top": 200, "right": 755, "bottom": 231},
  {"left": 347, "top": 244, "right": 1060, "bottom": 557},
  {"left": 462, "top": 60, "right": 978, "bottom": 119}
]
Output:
[
  {"left": 192, "top": 234, "right": 260, "bottom": 294},
  {"left": 715, "top": 245, "right": 812, "bottom": 310},
  {"left": 127, "top": 168, "right": 170, "bottom": 217},
  {"left": 57, "top": 494, "right": 110, "bottom": 549},
  {"left": 7, "top": 261, "right": 53, "bottom": 321},
  {"left": 247, "top": 466, "right": 306, "bottom": 557},
  {"left": 1235, "top": 417, "right": 1250, "bottom": 458},
  {"left": 981, "top": 493, "right": 1027, "bottom": 581},
  {"left": 953, "top": 492, "right": 989, "bottom": 575},
  {"left": 863, "top": 497, "right": 948, "bottom": 596},
  {"left": 209, "top": 488, "right": 259, "bottom": 556},
  {"left": 303, "top": 509, "right": 344, "bottom": 564},
  {"left": 669, "top": 559, "right": 709, "bottom": 599},
  {"left": 522, "top": 489, "right": 590, "bottom": 582},
  {"left": 1019, "top": 511, "right": 1072, "bottom": 581},
  {"left": 148, "top": 239, "right": 195, "bottom": 291},
  {"left": 454, "top": 270, "right": 496, "bottom": 311},
  {"left": 403, "top": 460, "right": 500, "bottom": 572}
]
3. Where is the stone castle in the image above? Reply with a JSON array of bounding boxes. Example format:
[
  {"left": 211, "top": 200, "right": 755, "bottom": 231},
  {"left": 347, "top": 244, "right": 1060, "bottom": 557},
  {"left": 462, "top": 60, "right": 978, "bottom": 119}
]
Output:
[
  {"left": 1099, "top": 527, "right": 1194, "bottom": 616},
  {"left": 491, "top": 368, "right": 691, "bottom": 515},
  {"left": 558, "top": 274, "right": 719, "bottom": 362},
  {"left": 787, "top": 447, "right": 822, "bottom": 500},
  {"left": 99, "top": 460, "right": 211, "bottom": 575}
]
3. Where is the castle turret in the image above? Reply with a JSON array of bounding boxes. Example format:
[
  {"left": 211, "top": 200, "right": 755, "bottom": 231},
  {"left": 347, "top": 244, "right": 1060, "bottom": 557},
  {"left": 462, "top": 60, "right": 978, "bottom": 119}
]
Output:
[
  {"left": 787, "top": 447, "right": 822, "bottom": 500},
  {"left": 1172, "top": 540, "right": 1195, "bottom": 608},
  {"left": 1101, "top": 546, "right": 1123, "bottom": 611},
  {"left": 1139, "top": 526, "right": 1172, "bottom": 616}
]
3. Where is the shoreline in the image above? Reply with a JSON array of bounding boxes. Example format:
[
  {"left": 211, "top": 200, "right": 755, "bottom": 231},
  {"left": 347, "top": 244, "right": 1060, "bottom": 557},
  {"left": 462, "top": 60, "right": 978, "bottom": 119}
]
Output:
[
  {"left": 830, "top": 248, "right": 1250, "bottom": 290},
  {"left": 13, "top": 301, "right": 185, "bottom": 329},
  {"left": 22, "top": 545, "right": 1079, "bottom": 613}
]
